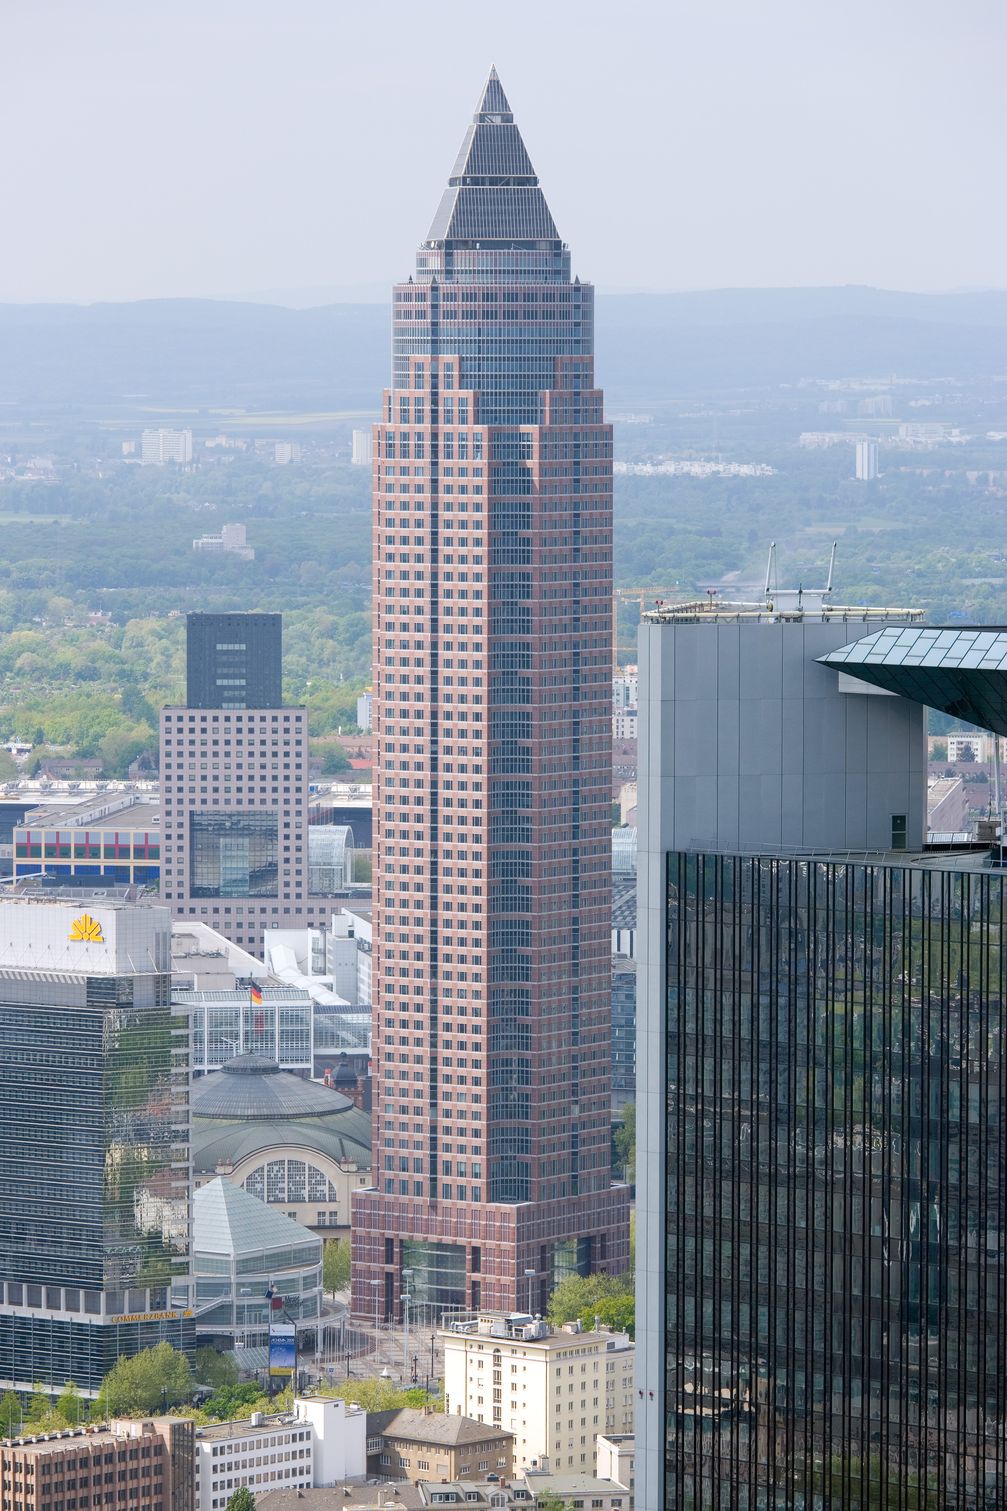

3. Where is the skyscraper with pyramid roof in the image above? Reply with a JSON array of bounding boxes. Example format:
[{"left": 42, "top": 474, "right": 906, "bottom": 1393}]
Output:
[{"left": 351, "top": 70, "right": 630, "bottom": 1321}]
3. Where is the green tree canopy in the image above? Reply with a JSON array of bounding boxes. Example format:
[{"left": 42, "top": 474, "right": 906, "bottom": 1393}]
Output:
[
  {"left": 56, "top": 1381, "right": 84, "bottom": 1425},
  {"left": 226, "top": 1490, "right": 257, "bottom": 1511},
  {"left": 582, "top": 1293, "right": 635, "bottom": 1339},
  {"left": 546, "top": 1272, "right": 633, "bottom": 1333},
  {"left": 201, "top": 1383, "right": 267, "bottom": 1422},
  {"left": 24, "top": 1383, "right": 54, "bottom": 1424},
  {"left": 614, "top": 1102, "right": 636, "bottom": 1180},
  {"left": 195, "top": 1348, "right": 239, "bottom": 1390},
  {"left": 0, "top": 1389, "right": 21, "bottom": 1437},
  {"left": 322, "top": 1237, "right": 351, "bottom": 1296},
  {"left": 320, "top": 742, "right": 351, "bottom": 775},
  {"left": 320, "top": 1377, "right": 438, "bottom": 1413},
  {"left": 94, "top": 1342, "right": 193, "bottom": 1418}
]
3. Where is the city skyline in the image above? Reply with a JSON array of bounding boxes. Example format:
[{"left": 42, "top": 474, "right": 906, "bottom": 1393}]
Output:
[
  {"left": 2, "top": 0, "right": 1004, "bottom": 303},
  {"left": 351, "top": 67, "right": 629, "bottom": 1318}
]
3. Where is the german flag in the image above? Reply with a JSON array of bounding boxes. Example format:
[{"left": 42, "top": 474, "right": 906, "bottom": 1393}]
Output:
[{"left": 249, "top": 982, "right": 264, "bottom": 1007}]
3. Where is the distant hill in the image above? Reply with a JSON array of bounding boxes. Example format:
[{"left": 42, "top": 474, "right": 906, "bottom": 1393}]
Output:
[{"left": 0, "top": 287, "right": 1004, "bottom": 414}]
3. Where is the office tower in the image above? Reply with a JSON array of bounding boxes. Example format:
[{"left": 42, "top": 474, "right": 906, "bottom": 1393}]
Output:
[
  {"left": 0, "top": 893, "right": 192, "bottom": 1397},
  {"left": 185, "top": 610, "right": 281, "bottom": 709},
  {"left": 352, "top": 70, "right": 629, "bottom": 1318},
  {"left": 636, "top": 603, "right": 1007, "bottom": 1508},
  {"left": 856, "top": 437, "right": 879, "bottom": 480},
  {"left": 161, "top": 612, "right": 328, "bottom": 952}
]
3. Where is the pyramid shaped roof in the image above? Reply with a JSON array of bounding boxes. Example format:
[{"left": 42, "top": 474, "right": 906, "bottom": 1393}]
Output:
[
  {"left": 426, "top": 68, "right": 559, "bottom": 245},
  {"left": 194, "top": 1176, "right": 319, "bottom": 1258}
]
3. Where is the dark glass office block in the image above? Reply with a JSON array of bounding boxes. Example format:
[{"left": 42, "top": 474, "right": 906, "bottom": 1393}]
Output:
[
  {"left": 186, "top": 612, "right": 281, "bottom": 708},
  {"left": 664, "top": 850, "right": 1007, "bottom": 1509}
]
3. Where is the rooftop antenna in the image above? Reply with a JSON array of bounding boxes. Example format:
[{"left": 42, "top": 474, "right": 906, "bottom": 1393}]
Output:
[{"left": 764, "top": 541, "right": 839, "bottom": 619}]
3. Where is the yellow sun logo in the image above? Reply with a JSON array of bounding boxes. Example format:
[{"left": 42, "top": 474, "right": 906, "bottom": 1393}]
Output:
[{"left": 69, "top": 913, "right": 104, "bottom": 944}]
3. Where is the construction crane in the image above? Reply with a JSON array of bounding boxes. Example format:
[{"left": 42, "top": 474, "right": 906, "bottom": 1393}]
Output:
[{"left": 613, "top": 586, "right": 684, "bottom": 667}]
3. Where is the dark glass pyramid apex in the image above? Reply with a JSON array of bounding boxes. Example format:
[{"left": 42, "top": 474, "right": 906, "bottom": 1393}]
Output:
[
  {"left": 476, "top": 65, "right": 513, "bottom": 121},
  {"left": 426, "top": 67, "right": 559, "bottom": 245}
]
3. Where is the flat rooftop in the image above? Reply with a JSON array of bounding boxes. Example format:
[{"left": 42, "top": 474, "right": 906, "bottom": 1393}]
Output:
[
  {"left": 442, "top": 1313, "right": 632, "bottom": 1351},
  {"left": 642, "top": 599, "right": 924, "bottom": 626},
  {"left": 685, "top": 840, "right": 1001, "bottom": 873},
  {"left": 195, "top": 1405, "right": 361, "bottom": 1443},
  {"left": 2, "top": 880, "right": 159, "bottom": 907},
  {"left": 1, "top": 1418, "right": 178, "bottom": 1453},
  {"left": 21, "top": 797, "right": 160, "bottom": 829}
]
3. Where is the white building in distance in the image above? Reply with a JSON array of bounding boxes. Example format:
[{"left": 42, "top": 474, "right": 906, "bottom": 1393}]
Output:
[
  {"left": 351, "top": 429, "right": 373, "bottom": 466},
  {"left": 142, "top": 427, "right": 193, "bottom": 465},
  {"left": 193, "top": 522, "right": 254, "bottom": 559},
  {"left": 613, "top": 708, "right": 637, "bottom": 741},
  {"left": 855, "top": 439, "right": 879, "bottom": 481},
  {"left": 442, "top": 1313, "right": 634, "bottom": 1476}
]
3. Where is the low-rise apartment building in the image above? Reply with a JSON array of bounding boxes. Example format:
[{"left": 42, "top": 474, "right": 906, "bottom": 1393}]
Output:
[
  {"left": 193, "top": 1398, "right": 365, "bottom": 1511},
  {"left": 0, "top": 1417, "right": 194, "bottom": 1511},
  {"left": 365, "top": 1408, "right": 513, "bottom": 1482}
]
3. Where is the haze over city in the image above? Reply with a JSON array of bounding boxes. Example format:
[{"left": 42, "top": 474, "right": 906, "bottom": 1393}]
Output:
[{"left": 2, "top": 0, "right": 1004, "bottom": 304}]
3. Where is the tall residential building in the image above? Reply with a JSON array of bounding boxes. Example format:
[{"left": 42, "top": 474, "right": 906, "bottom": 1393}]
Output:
[
  {"left": 636, "top": 603, "right": 1007, "bottom": 1508},
  {"left": 855, "top": 437, "right": 879, "bottom": 480},
  {"left": 161, "top": 612, "right": 329, "bottom": 952},
  {"left": 0, "top": 893, "right": 192, "bottom": 1397},
  {"left": 141, "top": 427, "right": 193, "bottom": 465},
  {"left": 351, "top": 70, "right": 629, "bottom": 1318},
  {"left": 442, "top": 1312, "right": 634, "bottom": 1474},
  {"left": 351, "top": 428, "right": 373, "bottom": 467}
]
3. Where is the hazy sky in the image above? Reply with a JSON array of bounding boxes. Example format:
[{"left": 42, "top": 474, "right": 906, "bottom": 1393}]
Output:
[{"left": 3, "top": 0, "right": 1004, "bottom": 304}]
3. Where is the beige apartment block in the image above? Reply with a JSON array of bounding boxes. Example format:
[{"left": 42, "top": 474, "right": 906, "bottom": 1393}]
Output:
[{"left": 442, "top": 1314, "right": 634, "bottom": 1476}]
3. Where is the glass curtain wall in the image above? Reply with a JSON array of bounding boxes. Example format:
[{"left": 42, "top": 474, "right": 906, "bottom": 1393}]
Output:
[{"left": 664, "top": 850, "right": 1007, "bottom": 1510}]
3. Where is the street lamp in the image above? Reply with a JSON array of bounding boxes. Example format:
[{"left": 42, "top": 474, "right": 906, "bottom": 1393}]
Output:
[
  {"left": 400, "top": 1291, "right": 412, "bottom": 1379},
  {"left": 238, "top": 1284, "right": 253, "bottom": 1339},
  {"left": 524, "top": 1268, "right": 537, "bottom": 1315},
  {"left": 401, "top": 1266, "right": 414, "bottom": 1375}
]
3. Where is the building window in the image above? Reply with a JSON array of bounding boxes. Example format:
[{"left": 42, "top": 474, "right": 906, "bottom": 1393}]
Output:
[{"left": 190, "top": 811, "right": 278, "bottom": 897}]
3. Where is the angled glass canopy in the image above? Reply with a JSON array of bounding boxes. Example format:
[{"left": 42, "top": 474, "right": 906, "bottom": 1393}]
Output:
[{"left": 819, "top": 626, "right": 1007, "bottom": 735}]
